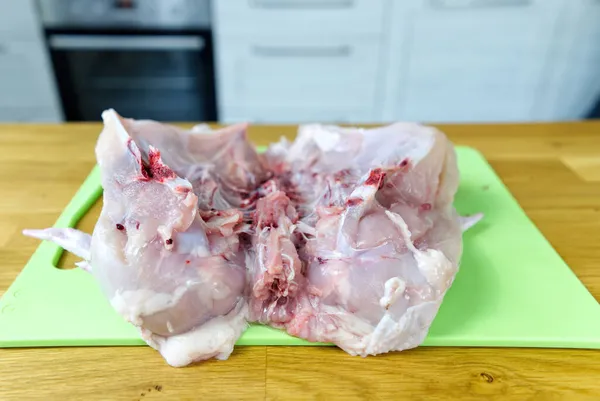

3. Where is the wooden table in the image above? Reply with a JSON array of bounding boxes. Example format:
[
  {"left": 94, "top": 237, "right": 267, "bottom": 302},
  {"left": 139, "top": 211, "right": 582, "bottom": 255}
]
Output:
[{"left": 1, "top": 121, "right": 599, "bottom": 400}]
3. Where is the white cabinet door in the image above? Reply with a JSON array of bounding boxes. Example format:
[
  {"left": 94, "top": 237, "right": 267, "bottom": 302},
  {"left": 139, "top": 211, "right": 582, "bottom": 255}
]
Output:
[
  {"left": 382, "top": 0, "right": 563, "bottom": 123},
  {"left": 0, "top": 0, "right": 41, "bottom": 40},
  {"left": 535, "top": 0, "right": 600, "bottom": 120},
  {"left": 0, "top": 39, "right": 62, "bottom": 121},
  {"left": 214, "top": 0, "right": 387, "bottom": 38},
  {"left": 216, "top": 37, "right": 382, "bottom": 123},
  {"left": 0, "top": 0, "right": 62, "bottom": 122},
  {"left": 221, "top": 105, "right": 374, "bottom": 124},
  {"left": 0, "top": 107, "right": 60, "bottom": 122}
]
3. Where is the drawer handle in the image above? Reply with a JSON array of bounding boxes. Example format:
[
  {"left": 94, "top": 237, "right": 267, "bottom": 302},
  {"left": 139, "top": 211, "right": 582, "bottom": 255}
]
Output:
[
  {"left": 430, "top": 0, "right": 532, "bottom": 8},
  {"left": 252, "top": 45, "right": 351, "bottom": 58},
  {"left": 250, "top": 0, "right": 355, "bottom": 9}
]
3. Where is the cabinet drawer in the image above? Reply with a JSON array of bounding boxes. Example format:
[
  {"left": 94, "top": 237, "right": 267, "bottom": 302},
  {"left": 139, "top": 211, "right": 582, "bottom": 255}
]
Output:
[
  {"left": 220, "top": 105, "right": 375, "bottom": 124},
  {"left": 409, "top": 0, "right": 561, "bottom": 54},
  {"left": 406, "top": 53, "right": 547, "bottom": 88},
  {"left": 403, "top": 84, "right": 539, "bottom": 122},
  {"left": 534, "top": 0, "right": 600, "bottom": 120},
  {"left": 0, "top": 107, "right": 61, "bottom": 122},
  {"left": 0, "top": 40, "right": 59, "bottom": 109},
  {"left": 389, "top": 0, "right": 562, "bottom": 122},
  {"left": 217, "top": 38, "right": 381, "bottom": 111},
  {"left": 0, "top": 0, "right": 40, "bottom": 39},
  {"left": 214, "top": 0, "right": 387, "bottom": 37}
]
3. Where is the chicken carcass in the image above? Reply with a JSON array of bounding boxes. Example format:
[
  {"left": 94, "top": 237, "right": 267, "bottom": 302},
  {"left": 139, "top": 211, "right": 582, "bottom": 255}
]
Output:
[{"left": 24, "top": 110, "right": 479, "bottom": 366}]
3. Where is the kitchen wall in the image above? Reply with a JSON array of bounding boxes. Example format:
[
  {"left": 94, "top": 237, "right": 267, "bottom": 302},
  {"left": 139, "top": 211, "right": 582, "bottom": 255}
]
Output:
[{"left": 1, "top": 0, "right": 599, "bottom": 124}]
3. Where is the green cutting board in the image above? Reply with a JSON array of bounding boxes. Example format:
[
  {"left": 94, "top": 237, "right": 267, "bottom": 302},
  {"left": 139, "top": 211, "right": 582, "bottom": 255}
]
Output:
[{"left": 1, "top": 146, "right": 600, "bottom": 349}]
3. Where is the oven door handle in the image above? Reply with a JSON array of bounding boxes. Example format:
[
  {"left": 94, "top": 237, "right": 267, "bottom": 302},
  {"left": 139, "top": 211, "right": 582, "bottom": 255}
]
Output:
[{"left": 48, "top": 34, "right": 205, "bottom": 51}]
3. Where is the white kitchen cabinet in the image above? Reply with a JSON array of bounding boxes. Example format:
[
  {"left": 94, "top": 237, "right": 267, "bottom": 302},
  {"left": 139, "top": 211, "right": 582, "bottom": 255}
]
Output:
[
  {"left": 213, "top": 0, "right": 390, "bottom": 123},
  {"left": 222, "top": 105, "right": 373, "bottom": 124},
  {"left": 381, "top": 0, "right": 565, "bottom": 123},
  {"left": 0, "top": 0, "right": 39, "bottom": 40},
  {"left": 0, "top": 40, "right": 59, "bottom": 109},
  {"left": 216, "top": 37, "right": 382, "bottom": 122},
  {"left": 214, "top": 0, "right": 386, "bottom": 38},
  {"left": 0, "top": 0, "right": 62, "bottom": 122},
  {"left": 214, "top": 0, "right": 599, "bottom": 124},
  {"left": 534, "top": 0, "right": 600, "bottom": 120},
  {"left": 0, "top": 106, "right": 60, "bottom": 122}
]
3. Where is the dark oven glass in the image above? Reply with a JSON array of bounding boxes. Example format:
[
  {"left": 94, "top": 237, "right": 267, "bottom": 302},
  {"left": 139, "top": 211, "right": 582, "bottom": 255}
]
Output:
[{"left": 48, "top": 32, "right": 216, "bottom": 122}]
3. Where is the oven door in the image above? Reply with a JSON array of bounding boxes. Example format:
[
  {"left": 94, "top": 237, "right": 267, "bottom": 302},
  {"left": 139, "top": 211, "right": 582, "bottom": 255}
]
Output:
[{"left": 48, "top": 33, "right": 216, "bottom": 122}]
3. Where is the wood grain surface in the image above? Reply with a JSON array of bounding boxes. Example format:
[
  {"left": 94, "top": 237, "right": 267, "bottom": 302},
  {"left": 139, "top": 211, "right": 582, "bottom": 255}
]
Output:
[{"left": 1, "top": 121, "right": 599, "bottom": 400}]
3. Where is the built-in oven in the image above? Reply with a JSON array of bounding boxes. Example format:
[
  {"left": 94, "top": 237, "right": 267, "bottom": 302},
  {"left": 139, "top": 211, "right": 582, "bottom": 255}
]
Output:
[{"left": 36, "top": 0, "right": 216, "bottom": 122}]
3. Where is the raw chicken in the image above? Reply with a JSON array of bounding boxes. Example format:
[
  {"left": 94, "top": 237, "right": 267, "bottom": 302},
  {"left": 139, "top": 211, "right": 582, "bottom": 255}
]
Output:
[
  {"left": 26, "top": 110, "right": 253, "bottom": 367},
  {"left": 256, "top": 123, "right": 465, "bottom": 355},
  {"left": 24, "top": 110, "right": 480, "bottom": 366},
  {"left": 116, "top": 113, "right": 269, "bottom": 211}
]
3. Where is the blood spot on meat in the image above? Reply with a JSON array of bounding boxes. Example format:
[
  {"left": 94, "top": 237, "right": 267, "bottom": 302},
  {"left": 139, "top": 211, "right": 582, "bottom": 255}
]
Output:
[
  {"left": 420, "top": 203, "right": 432, "bottom": 211},
  {"left": 140, "top": 164, "right": 151, "bottom": 180},
  {"left": 222, "top": 255, "right": 230, "bottom": 262},
  {"left": 140, "top": 148, "right": 177, "bottom": 182},
  {"left": 116, "top": 224, "right": 125, "bottom": 231},
  {"left": 317, "top": 257, "right": 326, "bottom": 265},
  {"left": 174, "top": 185, "right": 191, "bottom": 193},
  {"left": 346, "top": 197, "right": 362, "bottom": 207},
  {"left": 239, "top": 192, "right": 259, "bottom": 208},
  {"left": 135, "top": 222, "right": 140, "bottom": 230},
  {"left": 399, "top": 158, "right": 410, "bottom": 168},
  {"left": 165, "top": 238, "right": 173, "bottom": 245},
  {"left": 365, "top": 168, "right": 386, "bottom": 189},
  {"left": 185, "top": 260, "right": 190, "bottom": 264}
]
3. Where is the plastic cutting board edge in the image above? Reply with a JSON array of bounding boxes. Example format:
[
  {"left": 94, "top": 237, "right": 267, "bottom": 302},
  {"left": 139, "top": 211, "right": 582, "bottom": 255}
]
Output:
[{"left": 1, "top": 146, "right": 600, "bottom": 349}]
